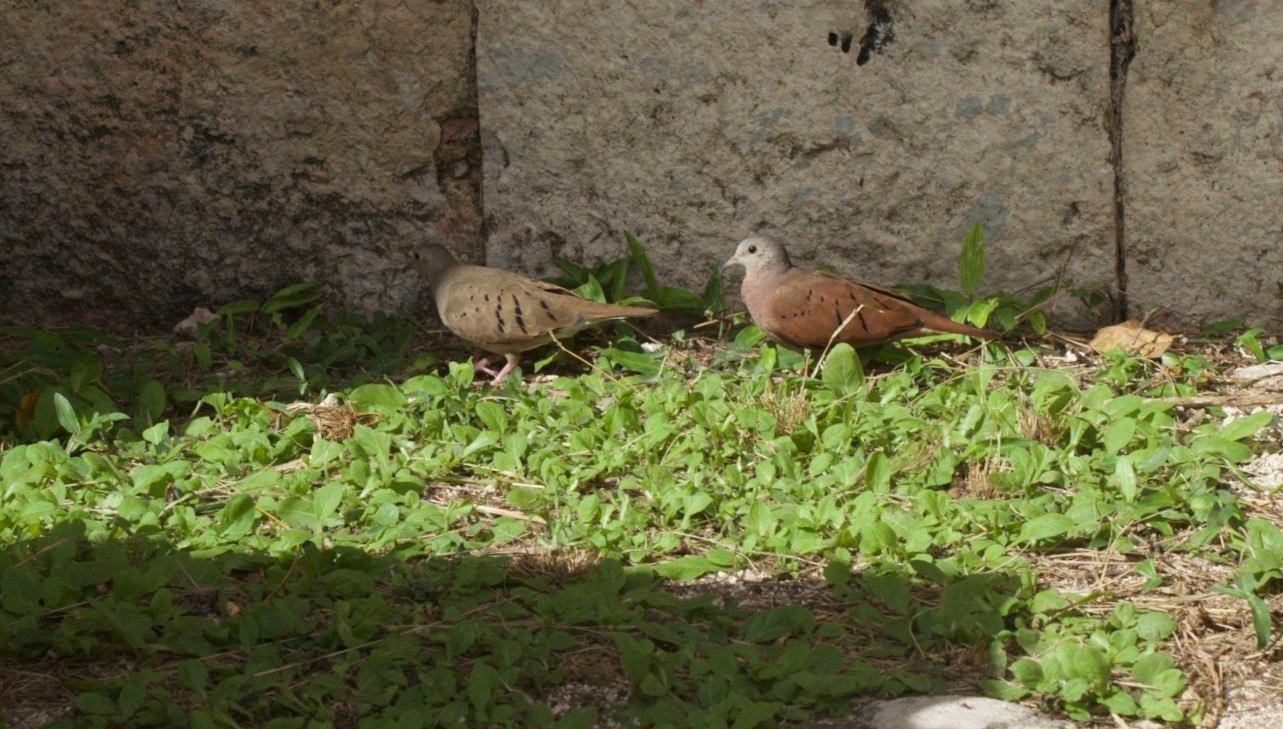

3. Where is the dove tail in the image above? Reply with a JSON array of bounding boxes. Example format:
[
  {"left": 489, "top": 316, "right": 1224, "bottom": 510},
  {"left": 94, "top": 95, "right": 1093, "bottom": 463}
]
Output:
[
  {"left": 574, "top": 301, "right": 659, "bottom": 321},
  {"left": 919, "top": 311, "right": 999, "bottom": 341}
]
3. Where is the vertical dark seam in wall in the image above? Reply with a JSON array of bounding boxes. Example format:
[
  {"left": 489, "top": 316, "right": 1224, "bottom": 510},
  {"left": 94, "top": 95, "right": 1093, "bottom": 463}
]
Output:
[
  {"left": 1109, "top": 0, "right": 1136, "bottom": 321},
  {"left": 469, "top": 0, "right": 486, "bottom": 262}
]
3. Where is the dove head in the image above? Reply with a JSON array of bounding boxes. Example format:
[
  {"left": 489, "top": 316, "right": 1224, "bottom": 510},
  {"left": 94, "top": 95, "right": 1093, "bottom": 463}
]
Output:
[
  {"left": 722, "top": 236, "right": 792, "bottom": 278},
  {"left": 411, "top": 244, "right": 460, "bottom": 290}
]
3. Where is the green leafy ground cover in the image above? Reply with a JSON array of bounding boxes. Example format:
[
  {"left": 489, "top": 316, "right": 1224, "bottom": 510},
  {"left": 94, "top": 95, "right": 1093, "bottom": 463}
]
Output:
[{"left": 3, "top": 243, "right": 1282, "bottom": 728}]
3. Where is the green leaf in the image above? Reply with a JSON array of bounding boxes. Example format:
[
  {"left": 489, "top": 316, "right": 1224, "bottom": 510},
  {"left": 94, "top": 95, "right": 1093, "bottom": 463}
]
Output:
[
  {"left": 54, "top": 392, "right": 79, "bottom": 434},
  {"left": 142, "top": 421, "right": 169, "bottom": 446},
  {"left": 178, "top": 659, "right": 209, "bottom": 692},
  {"left": 864, "top": 451, "right": 890, "bottom": 492},
  {"left": 648, "top": 286, "right": 705, "bottom": 313},
  {"left": 1010, "top": 658, "right": 1044, "bottom": 687},
  {"left": 1100, "top": 689, "right": 1138, "bottom": 715},
  {"left": 137, "top": 379, "right": 166, "bottom": 423},
  {"left": 702, "top": 267, "right": 725, "bottom": 316},
  {"left": 822, "top": 343, "right": 863, "bottom": 397},
  {"left": 732, "top": 701, "right": 778, "bottom": 728},
  {"left": 1132, "top": 652, "right": 1175, "bottom": 684},
  {"left": 347, "top": 383, "right": 407, "bottom": 413},
  {"left": 1246, "top": 592, "right": 1273, "bottom": 649},
  {"left": 312, "top": 482, "right": 345, "bottom": 532},
  {"left": 600, "top": 348, "right": 661, "bottom": 378},
  {"left": 288, "top": 357, "right": 306, "bottom": 385},
  {"left": 118, "top": 677, "right": 147, "bottom": 717},
  {"left": 742, "top": 605, "right": 815, "bottom": 643},
  {"left": 959, "top": 222, "right": 985, "bottom": 296},
  {"left": 75, "top": 693, "right": 117, "bottom": 715},
  {"left": 555, "top": 708, "right": 599, "bottom": 729},
  {"left": 262, "top": 282, "right": 320, "bottom": 314},
  {"left": 286, "top": 304, "right": 323, "bottom": 341},
  {"left": 1220, "top": 410, "right": 1273, "bottom": 441},
  {"left": 1020, "top": 513, "right": 1076, "bottom": 543},
  {"left": 1103, "top": 418, "right": 1136, "bottom": 454},
  {"left": 1115, "top": 455, "right": 1138, "bottom": 502},
  {"left": 1134, "top": 611, "right": 1177, "bottom": 641},
  {"left": 981, "top": 679, "right": 1029, "bottom": 701},
  {"left": 624, "top": 231, "right": 658, "bottom": 293},
  {"left": 218, "top": 493, "right": 259, "bottom": 539},
  {"left": 650, "top": 555, "right": 719, "bottom": 581},
  {"left": 193, "top": 342, "right": 213, "bottom": 371},
  {"left": 572, "top": 275, "right": 607, "bottom": 304}
]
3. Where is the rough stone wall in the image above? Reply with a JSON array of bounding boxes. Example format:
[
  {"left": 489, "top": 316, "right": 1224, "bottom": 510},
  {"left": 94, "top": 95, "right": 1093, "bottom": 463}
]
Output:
[
  {"left": 1123, "top": 0, "right": 1283, "bottom": 327},
  {"left": 476, "top": 0, "right": 1117, "bottom": 324},
  {"left": 0, "top": 0, "right": 479, "bottom": 329}
]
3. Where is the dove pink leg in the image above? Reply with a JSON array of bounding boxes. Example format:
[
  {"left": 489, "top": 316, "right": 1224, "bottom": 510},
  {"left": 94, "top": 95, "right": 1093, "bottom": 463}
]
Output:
[
  {"left": 487, "top": 353, "right": 521, "bottom": 386},
  {"left": 472, "top": 352, "right": 504, "bottom": 377}
]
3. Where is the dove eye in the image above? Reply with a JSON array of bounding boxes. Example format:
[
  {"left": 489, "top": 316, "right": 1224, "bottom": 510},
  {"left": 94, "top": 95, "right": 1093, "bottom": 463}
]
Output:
[{"left": 748, "top": 245, "right": 758, "bottom": 254}]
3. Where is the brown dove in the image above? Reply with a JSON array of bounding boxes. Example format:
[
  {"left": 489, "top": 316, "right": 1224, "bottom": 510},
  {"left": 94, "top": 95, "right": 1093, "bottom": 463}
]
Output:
[
  {"left": 722, "top": 236, "right": 997, "bottom": 351},
  {"left": 412, "top": 244, "right": 658, "bottom": 385}
]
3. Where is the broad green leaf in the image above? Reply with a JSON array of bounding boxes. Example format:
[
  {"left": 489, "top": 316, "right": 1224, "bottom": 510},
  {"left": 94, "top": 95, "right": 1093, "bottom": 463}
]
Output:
[
  {"left": 1220, "top": 410, "right": 1273, "bottom": 441},
  {"left": 742, "top": 605, "right": 815, "bottom": 643},
  {"left": 1102, "top": 418, "right": 1136, "bottom": 454},
  {"left": 119, "top": 677, "right": 147, "bottom": 717},
  {"left": 650, "top": 555, "right": 718, "bottom": 581},
  {"left": 312, "top": 482, "right": 345, "bottom": 531},
  {"left": 572, "top": 275, "right": 607, "bottom": 303},
  {"left": 600, "top": 348, "right": 661, "bottom": 378},
  {"left": 137, "top": 379, "right": 166, "bottom": 423},
  {"left": 75, "top": 693, "right": 117, "bottom": 715},
  {"left": 1019, "top": 513, "right": 1076, "bottom": 543},
  {"left": 822, "top": 343, "right": 863, "bottom": 397},
  {"left": 1134, "top": 611, "right": 1177, "bottom": 641},
  {"left": 1100, "top": 689, "right": 1138, "bottom": 715},
  {"left": 142, "top": 421, "right": 169, "bottom": 446},
  {"left": 1010, "top": 658, "right": 1044, "bottom": 687},
  {"left": 864, "top": 451, "right": 890, "bottom": 492},
  {"left": 1115, "top": 455, "right": 1137, "bottom": 502},
  {"left": 218, "top": 493, "right": 259, "bottom": 539},
  {"left": 347, "top": 383, "right": 407, "bottom": 413},
  {"left": 54, "top": 392, "right": 79, "bottom": 434}
]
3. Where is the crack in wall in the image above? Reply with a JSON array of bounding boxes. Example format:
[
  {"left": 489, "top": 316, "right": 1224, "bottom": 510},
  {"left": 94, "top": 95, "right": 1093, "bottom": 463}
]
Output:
[
  {"left": 469, "top": 0, "right": 487, "bottom": 263},
  {"left": 1108, "top": 0, "right": 1136, "bottom": 321}
]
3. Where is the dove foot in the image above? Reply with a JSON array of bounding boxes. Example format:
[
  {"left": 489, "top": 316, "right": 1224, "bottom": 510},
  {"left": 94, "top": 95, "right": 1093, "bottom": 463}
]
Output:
[
  {"left": 487, "top": 354, "right": 521, "bottom": 387},
  {"left": 472, "top": 352, "right": 504, "bottom": 378}
]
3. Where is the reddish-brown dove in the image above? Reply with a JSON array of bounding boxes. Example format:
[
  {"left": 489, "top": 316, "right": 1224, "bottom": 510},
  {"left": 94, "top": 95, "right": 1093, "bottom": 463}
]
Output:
[
  {"left": 413, "top": 244, "right": 658, "bottom": 385},
  {"left": 722, "top": 236, "right": 997, "bottom": 350}
]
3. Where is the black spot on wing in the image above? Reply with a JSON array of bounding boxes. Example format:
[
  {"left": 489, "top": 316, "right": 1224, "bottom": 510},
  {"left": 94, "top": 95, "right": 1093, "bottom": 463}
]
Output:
[{"left": 512, "top": 294, "right": 527, "bottom": 334}]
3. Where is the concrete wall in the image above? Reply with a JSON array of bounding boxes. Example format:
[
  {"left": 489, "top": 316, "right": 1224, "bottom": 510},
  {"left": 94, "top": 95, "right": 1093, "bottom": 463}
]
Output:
[
  {"left": 2, "top": 1, "right": 1280, "bottom": 330},
  {"left": 0, "top": 1, "right": 478, "bottom": 329},
  {"left": 1123, "top": 0, "right": 1283, "bottom": 326},
  {"left": 477, "top": 0, "right": 1116, "bottom": 325}
]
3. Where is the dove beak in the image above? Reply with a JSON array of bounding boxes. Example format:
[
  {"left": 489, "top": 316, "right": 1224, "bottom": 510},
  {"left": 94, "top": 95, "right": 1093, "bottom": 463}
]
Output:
[{"left": 721, "top": 254, "right": 740, "bottom": 272}]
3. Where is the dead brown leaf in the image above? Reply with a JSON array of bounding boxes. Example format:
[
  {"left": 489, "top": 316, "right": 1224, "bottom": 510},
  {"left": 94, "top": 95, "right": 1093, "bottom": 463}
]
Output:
[{"left": 1088, "top": 319, "right": 1178, "bottom": 358}]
